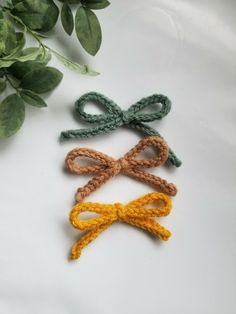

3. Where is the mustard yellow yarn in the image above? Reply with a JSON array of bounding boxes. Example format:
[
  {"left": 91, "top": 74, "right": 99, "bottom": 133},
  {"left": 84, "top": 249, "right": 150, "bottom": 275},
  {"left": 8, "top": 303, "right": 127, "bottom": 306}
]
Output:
[{"left": 69, "top": 192, "right": 172, "bottom": 260}]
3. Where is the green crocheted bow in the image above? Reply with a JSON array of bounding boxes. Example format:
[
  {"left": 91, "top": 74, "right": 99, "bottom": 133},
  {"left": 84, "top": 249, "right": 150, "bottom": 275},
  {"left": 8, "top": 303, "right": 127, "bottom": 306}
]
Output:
[{"left": 61, "top": 92, "right": 181, "bottom": 167}]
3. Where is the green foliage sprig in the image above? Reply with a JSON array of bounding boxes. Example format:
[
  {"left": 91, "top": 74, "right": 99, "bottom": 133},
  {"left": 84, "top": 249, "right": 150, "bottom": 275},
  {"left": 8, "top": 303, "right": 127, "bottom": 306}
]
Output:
[
  {"left": 60, "top": 0, "right": 110, "bottom": 55},
  {"left": 0, "top": 0, "right": 109, "bottom": 138}
]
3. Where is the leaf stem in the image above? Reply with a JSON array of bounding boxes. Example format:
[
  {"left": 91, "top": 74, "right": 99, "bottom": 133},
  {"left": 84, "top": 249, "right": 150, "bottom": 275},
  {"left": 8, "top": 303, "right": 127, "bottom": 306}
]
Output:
[
  {"left": 4, "top": 71, "right": 19, "bottom": 92},
  {"left": 1, "top": 5, "right": 98, "bottom": 76},
  {"left": 44, "top": 45, "right": 73, "bottom": 63}
]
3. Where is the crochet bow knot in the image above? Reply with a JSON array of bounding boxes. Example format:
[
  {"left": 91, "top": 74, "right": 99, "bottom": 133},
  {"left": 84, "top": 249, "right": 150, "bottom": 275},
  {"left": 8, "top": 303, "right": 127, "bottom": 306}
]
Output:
[
  {"left": 69, "top": 192, "right": 172, "bottom": 260},
  {"left": 66, "top": 136, "right": 177, "bottom": 202},
  {"left": 112, "top": 158, "right": 130, "bottom": 175},
  {"left": 114, "top": 203, "right": 127, "bottom": 219},
  {"left": 119, "top": 111, "right": 132, "bottom": 124},
  {"left": 61, "top": 92, "right": 181, "bottom": 167}
]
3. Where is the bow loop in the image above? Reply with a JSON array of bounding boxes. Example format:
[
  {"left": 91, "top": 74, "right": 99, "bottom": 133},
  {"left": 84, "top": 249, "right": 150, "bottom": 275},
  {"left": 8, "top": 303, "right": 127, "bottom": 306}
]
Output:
[
  {"left": 75, "top": 92, "right": 122, "bottom": 123},
  {"left": 69, "top": 192, "right": 172, "bottom": 260},
  {"left": 127, "top": 192, "right": 172, "bottom": 218},
  {"left": 70, "top": 202, "right": 116, "bottom": 230},
  {"left": 123, "top": 136, "right": 169, "bottom": 168},
  {"left": 127, "top": 94, "right": 171, "bottom": 123},
  {"left": 66, "top": 148, "right": 114, "bottom": 175}
]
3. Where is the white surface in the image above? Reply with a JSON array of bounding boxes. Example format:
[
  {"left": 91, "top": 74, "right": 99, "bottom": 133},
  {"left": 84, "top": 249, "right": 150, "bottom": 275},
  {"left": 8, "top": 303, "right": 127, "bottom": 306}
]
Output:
[{"left": 0, "top": 0, "right": 236, "bottom": 313}]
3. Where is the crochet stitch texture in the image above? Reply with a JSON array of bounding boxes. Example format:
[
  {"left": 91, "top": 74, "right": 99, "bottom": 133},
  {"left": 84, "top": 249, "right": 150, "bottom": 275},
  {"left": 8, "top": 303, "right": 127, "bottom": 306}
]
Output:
[
  {"left": 69, "top": 192, "right": 172, "bottom": 260},
  {"left": 65, "top": 136, "right": 177, "bottom": 202},
  {"left": 61, "top": 92, "right": 182, "bottom": 167}
]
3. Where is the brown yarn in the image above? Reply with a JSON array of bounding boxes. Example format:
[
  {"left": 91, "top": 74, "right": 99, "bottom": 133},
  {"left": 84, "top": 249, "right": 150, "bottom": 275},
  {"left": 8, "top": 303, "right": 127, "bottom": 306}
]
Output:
[{"left": 65, "top": 136, "right": 177, "bottom": 202}]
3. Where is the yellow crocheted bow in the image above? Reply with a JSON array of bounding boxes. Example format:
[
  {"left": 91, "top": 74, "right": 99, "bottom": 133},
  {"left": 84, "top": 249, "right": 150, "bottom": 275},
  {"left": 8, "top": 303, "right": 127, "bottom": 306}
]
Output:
[{"left": 69, "top": 192, "right": 172, "bottom": 260}]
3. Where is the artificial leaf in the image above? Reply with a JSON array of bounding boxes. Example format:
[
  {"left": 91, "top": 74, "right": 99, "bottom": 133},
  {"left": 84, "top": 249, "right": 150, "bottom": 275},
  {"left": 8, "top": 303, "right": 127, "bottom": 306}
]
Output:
[
  {"left": 11, "top": 0, "right": 22, "bottom": 4},
  {"left": 19, "top": 89, "right": 47, "bottom": 107},
  {"left": 21, "top": 47, "right": 51, "bottom": 64},
  {"left": 61, "top": 3, "right": 74, "bottom": 35},
  {"left": 11, "top": 0, "right": 59, "bottom": 32},
  {"left": 11, "top": 32, "right": 26, "bottom": 55},
  {"left": 0, "top": 18, "right": 17, "bottom": 56},
  {"left": 0, "top": 94, "right": 25, "bottom": 138},
  {"left": 75, "top": 7, "right": 101, "bottom": 56},
  {"left": 9, "top": 61, "right": 45, "bottom": 79},
  {"left": 21, "top": 47, "right": 38, "bottom": 55},
  {"left": 22, "top": 47, "right": 52, "bottom": 65},
  {"left": 0, "top": 32, "right": 25, "bottom": 61},
  {"left": 83, "top": 0, "right": 110, "bottom": 10},
  {"left": 0, "top": 79, "right": 6, "bottom": 93},
  {"left": 9, "top": 47, "right": 52, "bottom": 79},
  {"left": 58, "top": 0, "right": 81, "bottom": 3},
  {"left": 36, "top": 48, "right": 52, "bottom": 63},
  {"left": 20, "top": 66, "right": 63, "bottom": 93},
  {"left": 0, "top": 59, "right": 16, "bottom": 68},
  {"left": 0, "top": 45, "right": 42, "bottom": 68},
  {"left": 52, "top": 50, "right": 98, "bottom": 75},
  {"left": 13, "top": 45, "right": 42, "bottom": 62}
]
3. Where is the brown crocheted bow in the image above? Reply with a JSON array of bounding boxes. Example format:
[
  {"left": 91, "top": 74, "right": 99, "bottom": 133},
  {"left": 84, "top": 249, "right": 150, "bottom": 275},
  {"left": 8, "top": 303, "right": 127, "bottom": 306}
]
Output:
[{"left": 65, "top": 136, "right": 177, "bottom": 202}]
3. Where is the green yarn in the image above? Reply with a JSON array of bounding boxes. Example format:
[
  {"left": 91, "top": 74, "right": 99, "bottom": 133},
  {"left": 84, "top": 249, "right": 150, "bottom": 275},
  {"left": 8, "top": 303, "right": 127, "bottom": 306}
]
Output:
[{"left": 61, "top": 92, "right": 181, "bottom": 167}]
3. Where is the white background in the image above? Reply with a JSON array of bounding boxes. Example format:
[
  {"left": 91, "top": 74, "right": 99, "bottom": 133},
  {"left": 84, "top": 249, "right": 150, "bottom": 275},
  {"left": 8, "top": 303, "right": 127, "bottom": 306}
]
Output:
[{"left": 0, "top": 0, "right": 236, "bottom": 313}]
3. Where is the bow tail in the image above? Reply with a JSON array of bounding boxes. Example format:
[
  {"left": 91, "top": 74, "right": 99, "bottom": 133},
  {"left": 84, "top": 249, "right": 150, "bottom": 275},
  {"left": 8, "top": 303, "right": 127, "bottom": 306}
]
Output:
[
  {"left": 70, "top": 221, "right": 113, "bottom": 260},
  {"left": 128, "top": 121, "right": 182, "bottom": 167},
  {"left": 126, "top": 217, "right": 171, "bottom": 241},
  {"left": 61, "top": 121, "right": 119, "bottom": 140},
  {"left": 126, "top": 169, "right": 177, "bottom": 196},
  {"left": 76, "top": 170, "right": 114, "bottom": 202}
]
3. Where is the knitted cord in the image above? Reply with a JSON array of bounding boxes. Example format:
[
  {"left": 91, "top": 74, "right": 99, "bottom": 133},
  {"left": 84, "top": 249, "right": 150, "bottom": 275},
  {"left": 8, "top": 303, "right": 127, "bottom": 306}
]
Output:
[
  {"left": 65, "top": 136, "right": 177, "bottom": 203},
  {"left": 69, "top": 192, "right": 172, "bottom": 260},
  {"left": 61, "top": 92, "right": 182, "bottom": 167}
]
